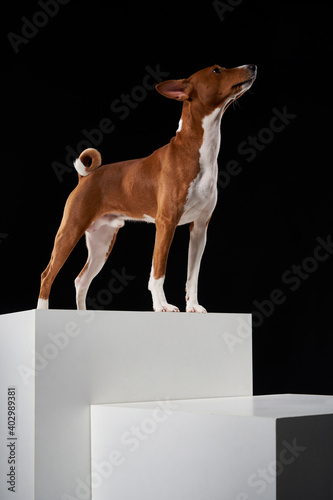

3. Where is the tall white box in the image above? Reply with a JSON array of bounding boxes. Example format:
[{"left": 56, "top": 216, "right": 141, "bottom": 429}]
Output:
[{"left": 0, "top": 309, "right": 252, "bottom": 500}]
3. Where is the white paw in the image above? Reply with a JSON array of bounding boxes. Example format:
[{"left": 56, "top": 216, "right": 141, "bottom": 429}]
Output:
[
  {"left": 186, "top": 303, "right": 207, "bottom": 313},
  {"left": 37, "top": 298, "right": 49, "bottom": 310},
  {"left": 154, "top": 303, "right": 180, "bottom": 312}
]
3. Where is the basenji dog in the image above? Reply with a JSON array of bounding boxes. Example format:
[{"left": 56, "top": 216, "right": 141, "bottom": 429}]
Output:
[{"left": 37, "top": 64, "right": 257, "bottom": 312}]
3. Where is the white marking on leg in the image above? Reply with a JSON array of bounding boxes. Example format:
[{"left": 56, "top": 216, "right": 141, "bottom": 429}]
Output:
[
  {"left": 186, "top": 222, "right": 208, "bottom": 313},
  {"left": 75, "top": 222, "right": 118, "bottom": 310},
  {"left": 87, "top": 214, "right": 125, "bottom": 233},
  {"left": 37, "top": 298, "right": 49, "bottom": 309},
  {"left": 148, "top": 265, "right": 179, "bottom": 312}
]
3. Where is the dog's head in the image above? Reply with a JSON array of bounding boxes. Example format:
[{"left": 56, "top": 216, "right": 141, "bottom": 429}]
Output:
[{"left": 156, "top": 64, "right": 257, "bottom": 111}]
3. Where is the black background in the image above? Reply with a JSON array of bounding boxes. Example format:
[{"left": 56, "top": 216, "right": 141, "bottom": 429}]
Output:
[{"left": 1, "top": 0, "right": 332, "bottom": 396}]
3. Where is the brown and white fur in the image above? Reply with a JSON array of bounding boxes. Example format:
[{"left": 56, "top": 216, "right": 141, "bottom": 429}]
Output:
[{"left": 37, "top": 64, "right": 257, "bottom": 312}]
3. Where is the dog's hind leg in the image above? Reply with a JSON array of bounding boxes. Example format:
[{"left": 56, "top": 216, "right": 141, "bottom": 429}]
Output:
[
  {"left": 37, "top": 220, "right": 88, "bottom": 309},
  {"left": 37, "top": 186, "right": 99, "bottom": 309},
  {"left": 74, "top": 216, "right": 123, "bottom": 310}
]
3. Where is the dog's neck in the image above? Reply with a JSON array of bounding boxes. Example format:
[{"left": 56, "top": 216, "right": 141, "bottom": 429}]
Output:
[
  {"left": 178, "top": 100, "right": 223, "bottom": 131},
  {"left": 174, "top": 101, "right": 225, "bottom": 167}
]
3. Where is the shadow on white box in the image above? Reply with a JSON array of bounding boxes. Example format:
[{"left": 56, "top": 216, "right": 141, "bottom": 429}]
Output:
[{"left": 0, "top": 309, "right": 252, "bottom": 500}]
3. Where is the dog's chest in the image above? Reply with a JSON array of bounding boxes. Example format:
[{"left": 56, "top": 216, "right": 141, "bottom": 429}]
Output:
[
  {"left": 180, "top": 109, "right": 222, "bottom": 223},
  {"left": 184, "top": 160, "right": 218, "bottom": 206}
]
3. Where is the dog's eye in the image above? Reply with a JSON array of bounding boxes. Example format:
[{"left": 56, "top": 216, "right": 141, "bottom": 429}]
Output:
[{"left": 212, "top": 67, "right": 222, "bottom": 74}]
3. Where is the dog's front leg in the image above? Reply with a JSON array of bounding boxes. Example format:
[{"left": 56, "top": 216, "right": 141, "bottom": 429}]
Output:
[
  {"left": 185, "top": 220, "right": 209, "bottom": 313},
  {"left": 149, "top": 217, "right": 180, "bottom": 312}
]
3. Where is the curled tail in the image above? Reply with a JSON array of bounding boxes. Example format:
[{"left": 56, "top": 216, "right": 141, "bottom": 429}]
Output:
[{"left": 74, "top": 148, "right": 102, "bottom": 177}]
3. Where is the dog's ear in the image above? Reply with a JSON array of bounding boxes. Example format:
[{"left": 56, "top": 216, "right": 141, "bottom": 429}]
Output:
[{"left": 155, "top": 79, "right": 193, "bottom": 101}]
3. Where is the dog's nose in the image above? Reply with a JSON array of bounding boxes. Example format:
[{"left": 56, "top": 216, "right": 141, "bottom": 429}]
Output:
[{"left": 247, "top": 64, "right": 257, "bottom": 73}]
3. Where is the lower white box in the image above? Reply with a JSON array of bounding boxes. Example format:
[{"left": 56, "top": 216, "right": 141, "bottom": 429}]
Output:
[{"left": 91, "top": 394, "right": 333, "bottom": 500}]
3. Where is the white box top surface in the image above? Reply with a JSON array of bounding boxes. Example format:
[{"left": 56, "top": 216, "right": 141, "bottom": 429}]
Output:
[{"left": 99, "top": 394, "right": 333, "bottom": 419}]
